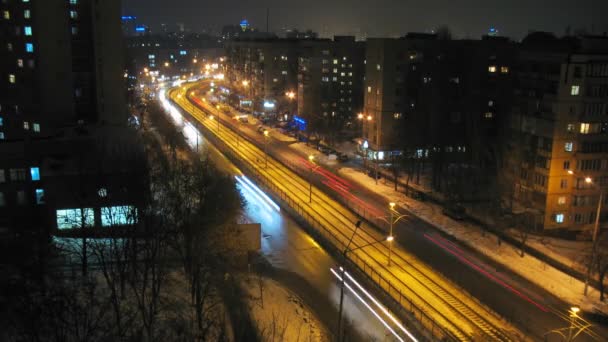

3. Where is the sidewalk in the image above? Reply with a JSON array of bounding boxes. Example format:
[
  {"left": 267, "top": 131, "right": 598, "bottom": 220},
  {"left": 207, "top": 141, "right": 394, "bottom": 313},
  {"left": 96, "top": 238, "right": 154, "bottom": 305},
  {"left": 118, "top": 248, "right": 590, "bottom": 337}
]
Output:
[{"left": 260, "top": 126, "right": 608, "bottom": 315}]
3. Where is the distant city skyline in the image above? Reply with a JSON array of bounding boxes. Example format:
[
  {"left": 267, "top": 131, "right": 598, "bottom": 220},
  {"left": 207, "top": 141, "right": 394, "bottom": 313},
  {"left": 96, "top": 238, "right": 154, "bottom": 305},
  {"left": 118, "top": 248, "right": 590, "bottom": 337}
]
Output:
[{"left": 123, "top": 0, "right": 608, "bottom": 39}]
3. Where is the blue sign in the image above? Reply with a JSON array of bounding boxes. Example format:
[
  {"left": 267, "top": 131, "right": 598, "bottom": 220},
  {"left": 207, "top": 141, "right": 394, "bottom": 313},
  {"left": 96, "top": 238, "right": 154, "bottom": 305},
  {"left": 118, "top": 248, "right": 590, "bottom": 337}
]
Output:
[
  {"left": 293, "top": 115, "right": 307, "bottom": 131},
  {"left": 135, "top": 25, "right": 146, "bottom": 32},
  {"left": 121, "top": 16, "right": 136, "bottom": 21}
]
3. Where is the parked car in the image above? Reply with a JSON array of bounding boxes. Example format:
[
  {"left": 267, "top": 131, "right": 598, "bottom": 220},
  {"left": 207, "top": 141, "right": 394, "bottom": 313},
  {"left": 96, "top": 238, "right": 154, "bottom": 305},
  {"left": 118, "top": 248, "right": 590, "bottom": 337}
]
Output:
[
  {"left": 442, "top": 204, "right": 467, "bottom": 220},
  {"left": 338, "top": 153, "right": 349, "bottom": 162},
  {"left": 256, "top": 126, "right": 266, "bottom": 134}
]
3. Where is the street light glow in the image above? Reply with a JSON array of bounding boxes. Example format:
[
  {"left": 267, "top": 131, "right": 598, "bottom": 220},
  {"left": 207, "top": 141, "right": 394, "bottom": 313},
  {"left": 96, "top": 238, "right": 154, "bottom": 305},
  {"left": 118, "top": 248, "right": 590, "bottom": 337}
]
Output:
[
  {"left": 242, "top": 80, "right": 249, "bottom": 87},
  {"left": 387, "top": 235, "right": 394, "bottom": 242},
  {"left": 263, "top": 130, "right": 269, "bottom": 137},
  {"left": 367, "top": 115, "right": 372, "bottom": 121},
  {"left": 309, "top": 155, "right": 314, "bottom": 162},
  {"left": 571, "top": 306, "right": 580, "bottom": 314},
  {"left": 390, "top": 202, "right": 396, "bottom": 209},
  {"left": 585, "top": 177, "right": 593, "bottom": 184},
  {"left": 285, "top": 91, "right": 296, "bottom": 99},
  {"left": 357, "top": 113, "right": 364, "bottom": 119}
]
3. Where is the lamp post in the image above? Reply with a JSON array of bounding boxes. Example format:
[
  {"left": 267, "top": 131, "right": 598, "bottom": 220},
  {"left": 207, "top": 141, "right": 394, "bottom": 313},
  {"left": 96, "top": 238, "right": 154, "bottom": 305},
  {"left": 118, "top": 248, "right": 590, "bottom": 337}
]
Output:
[
  {"left": 568, "top": 170, "right": 604, "bottom": 295},
  {"left": 308, "top": 155, "right": 321, "bottom": 203},
  {"left": 263, "top": 130, "right": 269, "bottom": 168},
  {"left": 544, "top": 306, "right": 592, "bottom": 341},
  {"left": 335, "top": 221, "right": 392, "bottom": 341},
  {"left": 215, "top": 105, "right": 221, "bottom": 132},
  {"left": 376, "top": 202, "right": 406, "bottom": 266}
]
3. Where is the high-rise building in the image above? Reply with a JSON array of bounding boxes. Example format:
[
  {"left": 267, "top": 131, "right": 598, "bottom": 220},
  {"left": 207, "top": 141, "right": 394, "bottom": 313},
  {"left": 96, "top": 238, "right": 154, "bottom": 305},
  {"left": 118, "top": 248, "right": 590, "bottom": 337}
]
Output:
[
  {"left": 297, "top": 36, "right": 365, "bottom": 140},
  {"left": 0, "top": 0, "right": 134, "bottom": 234},
  {"left": 362, "top": 34, "right": 515, "bottom": 175},
  {"left": 503, "top": 33, "right": 608, "bottom": 233}
]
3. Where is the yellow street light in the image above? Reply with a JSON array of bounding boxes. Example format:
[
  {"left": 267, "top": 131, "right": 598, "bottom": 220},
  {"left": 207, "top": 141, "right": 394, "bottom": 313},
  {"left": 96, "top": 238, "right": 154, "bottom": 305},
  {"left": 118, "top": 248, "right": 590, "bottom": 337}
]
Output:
[
  {"left": 285, "top": 91, "right": 296, "bottom": 100},
  {"left": 357, "top": 113, "right": 364, "bottom": 120},
  {"left": 190, "top": 91, "right": 195, "bottom": 96},
  {"left": 242, "top": 80, "right": 249, "bottom": 87},
  {"left": 308, "top": 154, "right": 314, "bottom": 162},
  {"left": 367, "top": 115, "right": 372, "bottom": 121},
  {"left": 209, "top": 115, "right": 214, "bottom": 120},
  {"left": 263, "top": 130, "right": 269, "bottom": 137},
  {"left": 386, "top": 235, "right": 394, "bottom": 242},
  {"left": 164, "top": 62, "right": 170, "bottom": 67},
  {"left": 193, "top": 58, "right": 198, "bottom": 64},
  {"left": 585, "top": 177, "right": 593, "bottom": 184},
  {"left": 143, "top": 67, "right": 149, "bottom": 73},
  {"left": 571, "top": 306, "right": 580, "bottom": 315},
  {"left": 389, "top": 202, "right": 396, "bottom": 210}
]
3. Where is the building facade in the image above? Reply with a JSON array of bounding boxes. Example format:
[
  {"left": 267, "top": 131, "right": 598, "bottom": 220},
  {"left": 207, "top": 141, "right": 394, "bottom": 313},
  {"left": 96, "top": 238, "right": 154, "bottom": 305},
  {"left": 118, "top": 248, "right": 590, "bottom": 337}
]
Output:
[
  {"left": 0, "top": 0, "right": 136, "bottom": 234},
  {"left": 362, "top": 34, "right": 515, "bottom": 168},
  {"left": 503, "top": 34, "right": 608, "bottom": 233}
]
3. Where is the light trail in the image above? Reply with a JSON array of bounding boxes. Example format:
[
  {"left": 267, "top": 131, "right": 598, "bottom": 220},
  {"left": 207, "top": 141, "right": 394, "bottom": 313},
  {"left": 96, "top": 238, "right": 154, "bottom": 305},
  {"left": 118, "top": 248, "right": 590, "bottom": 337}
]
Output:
[
  {"left": 330, "top": 268, "right": 407, "bottom": 342},
  {"left": 239, "top": 175, "right": 280, "bottom": 212},
  {"left": 342, "top": 268, "right": 419, "bottom": 342},
  {"left": 424, "top": 233, "right": 549, "bottom": 312},
  {"left": 235, "top": 176, "right": 276, "bottom": 214}
]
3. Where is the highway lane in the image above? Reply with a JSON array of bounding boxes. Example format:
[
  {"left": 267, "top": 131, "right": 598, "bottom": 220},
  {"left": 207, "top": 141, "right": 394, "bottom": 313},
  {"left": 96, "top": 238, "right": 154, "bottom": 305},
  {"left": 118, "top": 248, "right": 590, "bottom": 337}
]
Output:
[
  {"left": 184, "top": 80, "right": 607, "bottom": 341},
  {"left": 170, "top": 83, "right": 521, "bottom": 341},
  {"left": 160, "top": 90, "right": 413, "bottom": 341}
]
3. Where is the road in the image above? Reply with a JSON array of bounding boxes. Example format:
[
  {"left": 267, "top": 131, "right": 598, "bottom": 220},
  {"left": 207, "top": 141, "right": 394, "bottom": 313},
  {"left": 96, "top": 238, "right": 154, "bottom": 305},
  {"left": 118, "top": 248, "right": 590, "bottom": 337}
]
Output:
[
  {"left": 162, "top": 90, "right": 414, "bottom": 341},
  {"left": 179, "top": 79, "right": 608, "bottom": 341},
  {"left": 169, "top": 83, "right": 519, "bottom": 341}
]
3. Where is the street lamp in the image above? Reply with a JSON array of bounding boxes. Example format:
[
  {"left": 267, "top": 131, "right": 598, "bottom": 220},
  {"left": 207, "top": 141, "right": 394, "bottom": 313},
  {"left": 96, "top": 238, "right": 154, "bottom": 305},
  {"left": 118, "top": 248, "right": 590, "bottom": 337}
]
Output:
[
  {"left": 377, "top": 202, "right": 407, "bottom": 266},
  {"left": 336, "top": 220, "right": 392, "bottom": 341},
  {"left": 568, "top": 171, "right": 604, "bottom": 296},
  {"left": 545, "top": 306, "right": 592, "bottom": 341},
  {"left": 263, "top": 130, "right": 269, "bottom": 168},
  {"left": 308, "top": 155, "right": 321, "bottom": 203}
]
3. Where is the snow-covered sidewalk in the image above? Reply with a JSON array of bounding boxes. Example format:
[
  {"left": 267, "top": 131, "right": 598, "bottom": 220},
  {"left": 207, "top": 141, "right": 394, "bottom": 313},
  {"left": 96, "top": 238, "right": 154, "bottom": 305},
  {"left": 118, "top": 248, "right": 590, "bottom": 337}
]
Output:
[
  {"left": 241, "top": 276, "right": 330, "bottom": 342},
  {"left": 339, "top": 166, "right": 608, "bottom": 315}
]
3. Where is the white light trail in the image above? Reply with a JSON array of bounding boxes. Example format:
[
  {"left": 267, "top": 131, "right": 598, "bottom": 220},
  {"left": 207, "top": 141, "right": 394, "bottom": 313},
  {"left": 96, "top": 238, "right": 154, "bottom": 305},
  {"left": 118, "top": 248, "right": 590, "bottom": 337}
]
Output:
[
  {"left": 239, "top": 176, "right": 280, "bottom": 212},
  {"left": 343, "top": 269, "right": 418, "bottom": 342},
  {"left": 235, "top": 176, "right": 276, "bottom": 213},
  {"left": 330, "top": 268, "right": 406, "bottom": 342}
]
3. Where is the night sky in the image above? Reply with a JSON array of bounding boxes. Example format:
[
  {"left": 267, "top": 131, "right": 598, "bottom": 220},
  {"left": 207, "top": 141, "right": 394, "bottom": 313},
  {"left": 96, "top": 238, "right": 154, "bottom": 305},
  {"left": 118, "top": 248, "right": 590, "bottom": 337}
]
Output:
[{"left": 123, "top": 0, "right": 608, "bottom": 40}]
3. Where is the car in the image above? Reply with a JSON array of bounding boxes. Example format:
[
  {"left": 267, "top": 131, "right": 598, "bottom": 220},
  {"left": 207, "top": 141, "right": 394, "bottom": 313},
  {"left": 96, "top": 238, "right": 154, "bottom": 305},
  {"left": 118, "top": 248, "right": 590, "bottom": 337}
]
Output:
[
  {"left": 338, "top": 153, "right": 349, "bottom": 162},
  {"left": 442, "top": 205, "right": 467, "bottom": 220},
  {"left": 256, "top": 126, "right": 265, "bottom": 134}
]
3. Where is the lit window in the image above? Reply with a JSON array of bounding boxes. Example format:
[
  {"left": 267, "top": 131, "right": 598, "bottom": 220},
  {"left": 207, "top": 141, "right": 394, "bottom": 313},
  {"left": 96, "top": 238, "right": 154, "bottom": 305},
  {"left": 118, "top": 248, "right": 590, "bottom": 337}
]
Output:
[
  {"left": 23, "top": 121, "right": 29, "bottom": 130},
  {"left": 3, "top": 11, "right": 9, "bottom": 20},
  {"left": 33, "top": 123, "right": 40, "bottom": 132},
  {"left": 70, "top": 10, "right": 77, "bottom": 19},
  {"left": 488, "top": 100, "right": 494, "bottom": 106},
  {"left": 321, "top": 76, "right": 329, "bottom": 82},
  {"left": 25, "top": 43, "right": 34, "bottom": 53},
  {"left": 272, "top": 78, "right": 278, "bottom": 83},
  {"left": 24, "top": 10, "right": 30, "bottom": 19},
  {"left": 35, "top": 189, "right": 44, "bottom": 204},
  {"left": 567, "top": 123, "right": 575, "bottom": 132},
  {"left": 376, "top": 64, "right": 381, "bottom": 71},
  {"left": 180, "top": 50, "right": 187, "bottom": 55},
  {"left": 0, "top": 117, "right": 3, "bottom": 126},
  {"left": 24, "top": 26, "right": 32, "bottom": 36},
  {"left": 571, "top": 85, "right": 580, "bottom": 96},
  {"left": 30, "top": 167, "right": 40, "bottom": 181},
  {"left": 580, "top": 123, "right": 590, "bottom": 134},
  {"left": 0, "top": 192, "right": 4, "bottom": 207},
  {"left": 333, "top": 59, "right": 338, "bottom": 64},
  {"left": 101, "top": 205, "right": 138, "bottom": 226},
  {"left": 367, "top": 86, "right": 371, "bottom": 93},
  {"left": 564, "top": 142, "right": 573, "bottom": 152},
  {"left": 71, "top": 26, "right": 78, "bottom": 35},
  {"left": 69, "top": 0, "right": 78, "bottom": 4},
  {"left": 333, "top": 68, "right": 338, "bottom": 73},
  {"left": 7, "top": 43, "right": 13, "bottom": 52},
  {"left": 56, "top": 208, "right": 95, "bottom": 230},
  {"left": 555, "top": 213, "right": 564, "bottom": 223},
  {"left": 17, "top": 59, "right": 23, "bottom": 67},
  {"left": 488, "top": 65, "right": 497, "bottom": 73},
  {"left": 0, "top": 132, "right": 4, "bottom": 140},
  {"left": 558, "top": 196, "right": 566, "bottom": 205},
  {"left": 484, "top": 112, "right": 494, "bottom": 119},
  {"left": 281, "top": 70, "right": 287, "bottom": 75},
  {"left": 8, "top": 74, "right": 15, "bottom": 83},
  {"left": 500, "top": 66, "right": 509, "bottom": 73}
]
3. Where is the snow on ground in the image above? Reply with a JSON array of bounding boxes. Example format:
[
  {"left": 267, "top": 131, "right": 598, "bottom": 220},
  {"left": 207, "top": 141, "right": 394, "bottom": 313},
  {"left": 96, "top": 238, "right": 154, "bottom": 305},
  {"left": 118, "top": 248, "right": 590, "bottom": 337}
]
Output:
[
  {"left": 290, "top": 142, "right": 340, "bottom": 166},
  {"left": 241, "top": 275, "right": 330, "bottom": 342},
  {"left": 338, "top": 167, "right": 608, "bottom": 315}
]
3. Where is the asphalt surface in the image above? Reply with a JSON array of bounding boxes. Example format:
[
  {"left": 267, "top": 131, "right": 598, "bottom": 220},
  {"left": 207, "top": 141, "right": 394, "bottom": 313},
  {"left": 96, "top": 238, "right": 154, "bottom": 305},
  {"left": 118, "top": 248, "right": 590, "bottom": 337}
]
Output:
[
  {"left": 193, "top": 115, "right": 406, "bottom": 341},
  {"left": 186, "top": 83, "right": 608, "bottom": 342}
]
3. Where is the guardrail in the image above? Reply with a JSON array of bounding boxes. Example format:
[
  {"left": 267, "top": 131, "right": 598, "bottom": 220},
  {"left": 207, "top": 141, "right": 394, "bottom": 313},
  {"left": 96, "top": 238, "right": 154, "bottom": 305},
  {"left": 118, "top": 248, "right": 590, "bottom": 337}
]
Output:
[{"left": 171, "top": 89, "right": 462, "bottom": 341}]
